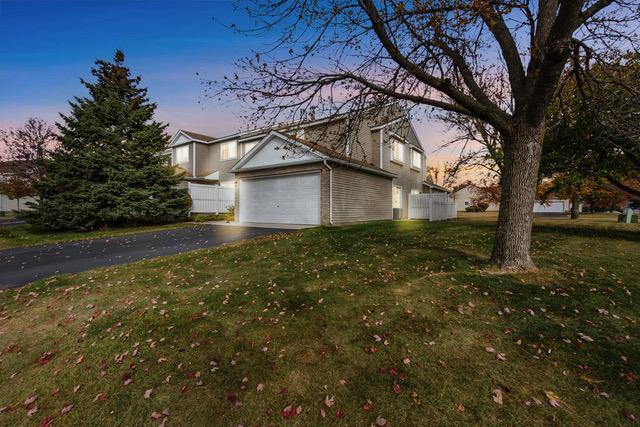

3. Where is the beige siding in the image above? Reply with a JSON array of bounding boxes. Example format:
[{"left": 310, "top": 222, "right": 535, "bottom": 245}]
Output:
[{"left": 331, "top": 165, "right": 392, "bottom": 224}]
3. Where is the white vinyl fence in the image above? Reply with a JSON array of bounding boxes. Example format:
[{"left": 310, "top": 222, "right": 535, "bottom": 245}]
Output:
[
  {"left": 408, "top": 193, "right": 457, "bottom": 221},
  {"left": 188, "top": 183, "right": 235, "bottom": 214},
  {"left": 0, "top": 194, "right": 36, "bottom": 212}
]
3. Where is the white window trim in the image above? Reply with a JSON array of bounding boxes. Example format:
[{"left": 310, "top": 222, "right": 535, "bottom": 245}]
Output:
[
  {"left": 411, "top": 149, "right": 422, "bottom": 170},
  {"left": 390, "top": 139, "right": 405, "bottom": 164},
  {"left": 220, "top": 140, "right": 237, "bottom": 161},
  {"left": 243, "top": 141, "right": 258, "bottom": 156},
  {"left": 175, "top": 145, "right": 189, "bottom": 164}
]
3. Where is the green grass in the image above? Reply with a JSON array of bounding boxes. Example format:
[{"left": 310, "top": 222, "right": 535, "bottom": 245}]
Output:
[
  {"left": 0, "top": 215, "right": 638, "bottom": 425},
  {"left": 0, "top": 223, "right": 191, "bottom": 249}
]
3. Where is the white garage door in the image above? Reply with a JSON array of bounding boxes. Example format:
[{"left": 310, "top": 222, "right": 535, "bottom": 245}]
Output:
[
  {"left": 533, "top": 200, "right": 565, "bottom": 213},
  {"left": 239, "top": 172, "right": 321, "bottom": 225}
]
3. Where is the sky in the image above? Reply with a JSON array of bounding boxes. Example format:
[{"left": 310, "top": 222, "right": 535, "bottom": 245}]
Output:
[{"left": 0, "top": 0, "right": 464, "bottom": 179}]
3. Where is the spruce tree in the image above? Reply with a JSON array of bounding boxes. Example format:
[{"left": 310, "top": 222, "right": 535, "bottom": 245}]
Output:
[{"left": 26, "top": 50, "right": 189, "bottom": 230}]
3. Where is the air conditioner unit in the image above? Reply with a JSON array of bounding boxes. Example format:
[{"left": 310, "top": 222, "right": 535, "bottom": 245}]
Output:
[{"left": 393, "top": 208, "right": 402, "bottom": 220}]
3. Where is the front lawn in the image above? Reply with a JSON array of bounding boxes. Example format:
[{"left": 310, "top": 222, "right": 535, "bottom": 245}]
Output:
[
  {"left": 0, "top": 217, "right": 638, "bottom": 425},
  {"left": 0, "top": 223, "right": 191, "bottom": 250}
]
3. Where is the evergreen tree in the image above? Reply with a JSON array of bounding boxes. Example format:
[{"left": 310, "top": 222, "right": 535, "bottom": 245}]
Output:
[{"left": 26, "top": 50, "right": 189, "bottom": 230}]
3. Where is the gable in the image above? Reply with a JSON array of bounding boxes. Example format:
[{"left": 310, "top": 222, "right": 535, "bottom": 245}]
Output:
[
  {"left": 235, "top": 134, "right": 323, "bottom": 171},
  {"left": 171, "top": 133, "right": 193, "bottom": 147}
]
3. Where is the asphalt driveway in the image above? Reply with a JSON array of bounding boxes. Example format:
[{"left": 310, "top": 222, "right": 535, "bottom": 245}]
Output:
[{"left": 0, "top": 224, "right": 287, "bottom": 289}]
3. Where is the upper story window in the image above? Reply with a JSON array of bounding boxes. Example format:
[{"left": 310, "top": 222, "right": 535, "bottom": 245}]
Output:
[
  {"left": 175, "top": 145, "right": 189, "bottom": 164},
  {"left": 391, "top": 139, "right": 404, "bottom": 163},
  {"left": 220, "top": 140, "right": 237, "bottom": 161},
  {"left": 243, "top": 141, "right": 258, "bottom": 155},
  {"left": 411, "top": 149, "right": 422, "bottom": 170}
]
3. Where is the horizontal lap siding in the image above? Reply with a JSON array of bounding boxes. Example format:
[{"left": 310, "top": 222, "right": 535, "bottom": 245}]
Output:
[{"left": 332, "top": 166, "right": 392, "bottom": 224}]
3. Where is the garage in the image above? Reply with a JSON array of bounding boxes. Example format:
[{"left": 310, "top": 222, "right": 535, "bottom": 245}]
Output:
[
  {"left": 533, "top": 200, "right": 566, "bottom": 213},
  {"left": 239, "top": 172, "right": 321, "bottom": 225}
]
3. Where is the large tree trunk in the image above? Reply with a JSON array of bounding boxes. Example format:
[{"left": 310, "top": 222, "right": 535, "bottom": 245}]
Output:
[
  {"left": 490, "top": 123, "right": 545, "bottom": 270},
  {"left": 570, "top": 192, "right": 580, "bottom": 219}
]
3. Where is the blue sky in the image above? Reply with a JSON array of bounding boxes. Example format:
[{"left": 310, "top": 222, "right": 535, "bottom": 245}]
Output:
[{"left": 0, "top": 0, "right": 452, "bottom": 164}]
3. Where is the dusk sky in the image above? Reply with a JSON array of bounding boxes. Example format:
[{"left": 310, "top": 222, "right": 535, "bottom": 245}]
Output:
[{"left": 0, "top": 0, "right": 457, "bottom": 169}]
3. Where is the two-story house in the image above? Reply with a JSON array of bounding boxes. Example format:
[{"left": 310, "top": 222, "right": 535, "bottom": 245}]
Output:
[{"left": 167, "top": 110, "right": 447, "bottom": 225}]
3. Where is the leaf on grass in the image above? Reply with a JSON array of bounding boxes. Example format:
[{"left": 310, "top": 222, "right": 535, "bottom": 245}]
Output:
[
  {"left": 256, "top": 383, "right": 264, "bottom": 392},
  {"left": 325, "top": 395, "right": 335, "bottom": 407},
  {"left": 60, "top": 404, "right": 73, "bottom": 416},
  {"left": 24, "top": 395, "right": 38, "bottom": 406},
  {"left": 37, "top": 352, "right": 54, "bottom": 366},
  {"left": 93, "top": 393, "right": 108, "bottom": 402},
  {"left": 144, "top": 389, "right": 153, "bottom": 399},
  {"left": 363, "top": 400, "right": 373, "bottom": 412},
  {"left": 392, "top": 382, "right": 401, "bottom": 394},
  {"left": 485, "top": 346, "right": 496, "bottom": 353},
  {"left": 496, "top": 353, "right": 507, "bottom": 361},
  {"left": 544, "top": 390, "right": 561, "bottom": 408},
  {"left": 491, "top": 388, "right": 504, "bottom": 405},
  {"left": 376, "top": 415, "right": 387, "bottom": 426},
  {"left": 27, "top": 406, "right": 38, "bottom": 417}
]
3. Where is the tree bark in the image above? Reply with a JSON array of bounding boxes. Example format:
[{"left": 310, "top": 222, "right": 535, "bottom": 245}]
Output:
[
  {"left": 490, "top": 123, "right": 545, "bottom": 270},
  {"left": 570, "top": 192, "right": 580, "bottom": 219}
]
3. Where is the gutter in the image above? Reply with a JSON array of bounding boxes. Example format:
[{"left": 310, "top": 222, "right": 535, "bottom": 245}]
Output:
[
  {"left": 379, "top": 129, "right": 383, "bottom": 169},
  {"left": 323, "top": 160, "right": 333, "bottom": 225}
]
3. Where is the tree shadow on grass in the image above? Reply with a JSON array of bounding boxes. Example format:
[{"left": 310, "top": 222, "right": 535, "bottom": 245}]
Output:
[{"left": 533, "top": 224, "right": 640, "bottom": 243}]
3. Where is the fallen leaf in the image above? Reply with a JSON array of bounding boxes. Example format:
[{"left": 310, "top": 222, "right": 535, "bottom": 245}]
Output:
[
  {"left": 544, "top": 390, "right": 561, "bottom": 408},
  {"left": 376, "top": 415, "right": 387, "bottom": 426},
  {"left": 37, "top": 352, "right": 54, "bottom": 366},
  {"left": 93, "top": 393, "right": 108, "bottom": 402},
  {"left": 363, "top": 400, "right": 373, "bottom": 412},
  {"left": 492, "top": 388, "right": 504, "bottom": 405},
  {"left": 325, "top": 395, "right": 335, "bottom": 407},
  {"left": 144, "top": 388, "right": 153, "bottom": 399},
  {"left": 496, "top": 353, "right": 507, "bottom": 361},
  {"left": 256, "top": 383, "right": 264, "bottom": 392},
  {"left": 60, "top": 404, "right": 73, "bottom": 415},
  {"left": 24, "top": 395, "right": 38, "bottom": 406}
]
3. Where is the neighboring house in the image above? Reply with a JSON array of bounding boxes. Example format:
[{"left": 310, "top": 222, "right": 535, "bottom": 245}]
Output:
[
  {"left": 0, "top": 160, "right": 36, "bottom": 212},
  {"left": 451, "top": 183, "right": 499, "bottom": 212},
  {"left": 167, "top": 110, "right": 445, "bottom": 225},
  {"left": 452, "top": 182, "right": 577, "bottom": 213}
]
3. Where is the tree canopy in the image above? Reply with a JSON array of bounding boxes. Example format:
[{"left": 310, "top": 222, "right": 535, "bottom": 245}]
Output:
[{"left": 25, "top": 51, "right": 189, "bottom": 230}]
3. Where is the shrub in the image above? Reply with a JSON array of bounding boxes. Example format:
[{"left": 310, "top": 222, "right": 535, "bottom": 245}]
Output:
[
  {"left": 465, "top": 206, "right": 481, "bottom": 212},
  {"left": 477, "top": 202, "right": 489, "bottom": 212}
]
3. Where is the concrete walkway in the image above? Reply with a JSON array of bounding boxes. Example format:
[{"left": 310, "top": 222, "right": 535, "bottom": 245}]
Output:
[{"left": 0, "top": 224, "right": 288, "bottom": 289}]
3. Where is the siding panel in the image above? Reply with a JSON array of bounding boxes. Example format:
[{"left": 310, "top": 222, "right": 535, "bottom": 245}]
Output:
[{"left": 332, "top": 166, "right": 392, "bottom": 224}]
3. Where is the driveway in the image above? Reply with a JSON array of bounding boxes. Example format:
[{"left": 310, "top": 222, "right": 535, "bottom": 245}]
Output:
[{"left": 0, "top": 224, "right": 287, "bottom": 289}]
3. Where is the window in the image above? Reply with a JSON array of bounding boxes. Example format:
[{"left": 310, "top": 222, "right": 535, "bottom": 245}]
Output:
[
  {"left": 411, "top": 150, "right": 422, "bottom": 169},
  {"left": 220, "top": 140, "right": 237, "bottom": 161},
  {"left": 464, "top": 201, "right": 469, "bottom": 206},
  {"left": 175, "top": 146, "right": 189, "bottom": 164},
  {"left": 243, "top": 141, "right": 257, "bottom": 155},
  {"left": 391, "top": 139, "right": 404, "bottom": 163},
  {"left": 393, "top": 186, "right": 403, "bottom": 209}
]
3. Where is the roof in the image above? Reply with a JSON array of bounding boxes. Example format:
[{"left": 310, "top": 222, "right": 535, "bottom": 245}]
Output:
[
  {"left": 231, "top": 131, "right": 397, "bottom": 178},
  {"left": 423, "top": 181, "right": 450, "bottom": 193},
  {"left": 181, "top": 130, "right": 216, "bottom": 142}
]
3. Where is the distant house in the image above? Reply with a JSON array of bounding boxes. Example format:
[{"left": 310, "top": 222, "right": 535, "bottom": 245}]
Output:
[
  {"left": 166, "top": 110, "right": 452, "bottom": 225},
  {"left": 451, "top": 182, "right": 576, "bottom": 214},
  {"left": 0, "top": 160, "right": 36, "bottom": 212},
  {"left": 451, "top": 183, "right": 499, "bottom": 212}
]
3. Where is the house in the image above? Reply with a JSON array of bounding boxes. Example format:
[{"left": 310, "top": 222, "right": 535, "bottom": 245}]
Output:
[
  {"left": 451, "top": 183, "right": 499, "bottom": 212},
  {"left": 167, "top": 111, "right": 443, "bottom": 225},
  {"left": 0, "top": 160, "right": 36, "bottom": 212},
  {"left": 451, "top": 182, "right": 576, "bottom": 214}
]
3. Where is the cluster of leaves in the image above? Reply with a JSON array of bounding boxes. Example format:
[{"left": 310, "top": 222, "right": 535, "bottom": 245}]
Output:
[{"left": 23, "top": 51, "right": 189, "bottom": 230}]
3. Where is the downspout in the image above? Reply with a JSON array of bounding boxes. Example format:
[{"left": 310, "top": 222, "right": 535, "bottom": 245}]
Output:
[
  {"left": 323, "top": 160, "right": 333, "bottom": 225},
  {"left": 192, "top": 142, "right": 196, "bottom": 177},
  {"left": 379, "top": 129, "right": 384, "bottom": 168}
]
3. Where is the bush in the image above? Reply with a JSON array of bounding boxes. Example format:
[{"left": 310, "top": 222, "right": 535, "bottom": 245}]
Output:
[
  {"left": 477, "top": 202, "right": 489, "bottom": 212},
  {"left": 465, "top": 205, "right": 482, "bottom": 212}
]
